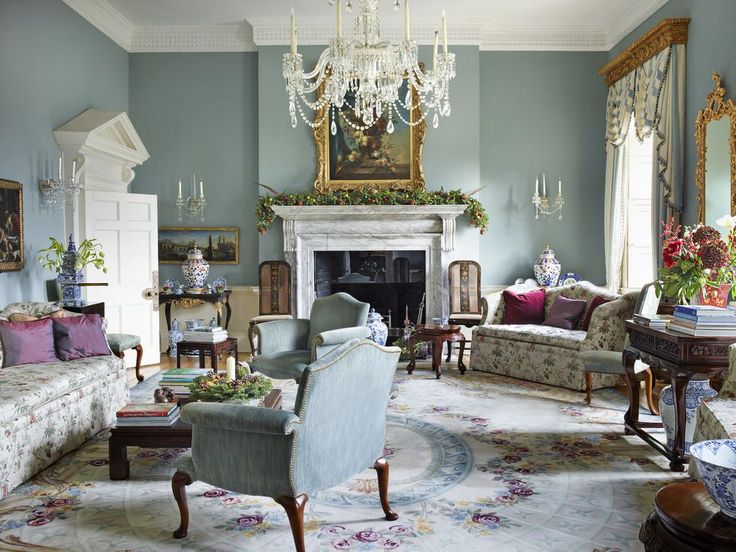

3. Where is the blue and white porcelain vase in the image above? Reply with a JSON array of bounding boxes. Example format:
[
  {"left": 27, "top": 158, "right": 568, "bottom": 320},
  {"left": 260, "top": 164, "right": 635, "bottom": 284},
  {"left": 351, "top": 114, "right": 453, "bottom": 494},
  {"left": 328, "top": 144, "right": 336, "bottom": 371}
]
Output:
[
  {"left": 658, "top": 379, "right": 717, "bottom": 452},
  {"left": 533, "top": 245, "right": 561, "bottom": 287},
  {"left": 182, "top": 247, "right": 209, "bottom": 288},
  {"left": 57, "top": 234, "right": 85, "bottom": 307},
  {"left": 169, "top": 319, "right": 183, "bottom": 358},
  {"left": 367, "top": 308, "right": 388, "bottom": 346}
]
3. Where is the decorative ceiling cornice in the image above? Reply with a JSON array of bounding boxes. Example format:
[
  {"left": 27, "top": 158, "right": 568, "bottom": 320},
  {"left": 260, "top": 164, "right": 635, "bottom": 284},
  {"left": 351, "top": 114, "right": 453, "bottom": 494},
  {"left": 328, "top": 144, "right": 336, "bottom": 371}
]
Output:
[
  {"left": 605, "top": 0, "right": 670, "bottom": 50},
  {"left": 131, "top": 24, "right": 255, "bottom": 53},
  {"left": 599, "top": 18, "right": 690, "bottom": 87},
  {"left": 481, "top": 26, "right": 607, "bottom": 52},
  {"left": 62, "top": 0, "right": 134, "bottom": 51}
]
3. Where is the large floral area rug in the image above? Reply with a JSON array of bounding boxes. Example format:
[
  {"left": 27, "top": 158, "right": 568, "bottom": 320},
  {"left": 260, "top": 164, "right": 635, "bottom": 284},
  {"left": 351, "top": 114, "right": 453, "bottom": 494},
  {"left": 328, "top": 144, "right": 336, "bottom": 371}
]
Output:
[{"left": 0, "top": 368, "right": 682, "bottom": 552}]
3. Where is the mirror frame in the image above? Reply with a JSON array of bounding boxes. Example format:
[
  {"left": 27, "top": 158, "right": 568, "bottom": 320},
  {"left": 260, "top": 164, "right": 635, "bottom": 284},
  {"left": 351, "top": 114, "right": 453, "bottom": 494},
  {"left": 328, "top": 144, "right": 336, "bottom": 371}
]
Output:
[{"left": 696, "top": 72, "right": 736, "bottom": 223}]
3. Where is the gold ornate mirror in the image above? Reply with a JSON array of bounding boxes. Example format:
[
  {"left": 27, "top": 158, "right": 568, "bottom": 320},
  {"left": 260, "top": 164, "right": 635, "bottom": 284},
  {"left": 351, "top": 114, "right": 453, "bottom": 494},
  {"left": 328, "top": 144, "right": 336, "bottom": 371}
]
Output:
[{"left": 696, "top": 72, "right": 736, "bottom": 225}]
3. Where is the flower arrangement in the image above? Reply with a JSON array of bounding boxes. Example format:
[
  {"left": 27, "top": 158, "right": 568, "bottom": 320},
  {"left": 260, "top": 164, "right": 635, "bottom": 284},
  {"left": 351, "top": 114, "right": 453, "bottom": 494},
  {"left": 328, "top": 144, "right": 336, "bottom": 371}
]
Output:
[
  {"left": 38, "top": 237, "right": 107, "bottom": 273},
  {"left": 657, "top": 215, "right": 736, "bottom": 304},
  {"left": 188, "top": 367, "right": 273, "bottom": 403},
  {"left": 256, "top": 189, "right": 488, "bottom": 234}
]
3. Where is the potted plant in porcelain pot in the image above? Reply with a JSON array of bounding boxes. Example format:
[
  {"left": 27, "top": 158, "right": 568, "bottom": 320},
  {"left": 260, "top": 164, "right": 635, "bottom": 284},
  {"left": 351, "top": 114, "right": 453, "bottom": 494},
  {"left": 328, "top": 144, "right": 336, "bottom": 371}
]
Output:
[
  {"left": 657, "top": 216, "right": 736, "bottom": 306},
  {"left": 38, "top": 235, "right": 107, "bottom": 306}
]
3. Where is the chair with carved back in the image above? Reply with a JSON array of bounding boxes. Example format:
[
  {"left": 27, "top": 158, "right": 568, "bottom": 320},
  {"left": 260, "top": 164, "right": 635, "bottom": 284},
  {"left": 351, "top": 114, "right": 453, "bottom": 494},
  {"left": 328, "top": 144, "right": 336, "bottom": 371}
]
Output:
[
  {"left": 446, "top": 260, "right": 482, "bottom": 361},
  {"left": 249, "top": 261, "right": 293, "bottom": 355}
]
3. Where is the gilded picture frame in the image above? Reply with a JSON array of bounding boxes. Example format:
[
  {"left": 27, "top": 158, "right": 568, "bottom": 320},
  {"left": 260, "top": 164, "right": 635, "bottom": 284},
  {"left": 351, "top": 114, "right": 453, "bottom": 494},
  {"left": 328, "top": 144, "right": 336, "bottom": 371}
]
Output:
[
  {"left": 0, "top": 179, "right": 24, "bottom": 272},
  {"left": 159, "top": 226, "right": 239, "bottom": 265},
  {"left": 313, "top": 75, "right": 426, "bottom": 193}
]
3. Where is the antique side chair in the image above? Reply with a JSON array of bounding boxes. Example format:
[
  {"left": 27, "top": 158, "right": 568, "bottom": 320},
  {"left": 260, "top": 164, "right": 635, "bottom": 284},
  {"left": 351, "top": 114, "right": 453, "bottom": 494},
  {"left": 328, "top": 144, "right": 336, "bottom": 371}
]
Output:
[
  {"left": 248, "top": 261, "right": 293, "bottom": 355},
  {"left": 447, "top": 260, "right": 482, "bottom": 361}
]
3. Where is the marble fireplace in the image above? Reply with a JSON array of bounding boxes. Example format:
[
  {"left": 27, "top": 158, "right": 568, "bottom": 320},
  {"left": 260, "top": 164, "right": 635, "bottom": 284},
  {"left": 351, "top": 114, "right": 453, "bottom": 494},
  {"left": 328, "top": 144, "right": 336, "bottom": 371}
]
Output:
[{"left": 270, "top": 205, "right": 468, "bottom": 321}]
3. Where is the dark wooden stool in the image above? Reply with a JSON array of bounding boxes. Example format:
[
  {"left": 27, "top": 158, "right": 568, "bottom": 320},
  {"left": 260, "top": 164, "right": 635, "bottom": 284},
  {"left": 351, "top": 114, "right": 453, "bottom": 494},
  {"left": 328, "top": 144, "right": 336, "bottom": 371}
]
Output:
[
  {"left": 176, "top": 337, "right": 238, "bottom": 372},
  {"left": 640, "top": 481, "right": 736, "bottom": 551}
]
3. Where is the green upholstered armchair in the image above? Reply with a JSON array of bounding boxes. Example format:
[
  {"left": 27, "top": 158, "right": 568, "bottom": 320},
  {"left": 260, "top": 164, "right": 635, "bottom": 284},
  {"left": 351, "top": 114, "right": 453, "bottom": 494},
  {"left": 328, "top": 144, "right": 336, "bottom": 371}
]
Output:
[
  {"left": 171, "top": 339, "right": 401, "bottom": 552},
  {"left": 250, "top": 292, "right": 371, "bottom": 380}
]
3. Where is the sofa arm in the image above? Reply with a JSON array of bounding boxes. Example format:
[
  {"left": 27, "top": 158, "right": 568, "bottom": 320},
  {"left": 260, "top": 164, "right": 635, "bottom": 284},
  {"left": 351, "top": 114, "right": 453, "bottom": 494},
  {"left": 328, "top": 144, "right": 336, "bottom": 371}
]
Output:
[
  {"left": 253, "top": 319, "right": 310, "bottom": 355},
  {"left": 480, "top": 292, "right": 504, "bottom": 325},
  {"left": 181, "top": 402, "right": 300, "bottom": 435},
  {"left": 312, "top": 326, "right": 371, "bottom": 360},
  {"left": 580, "top": 292, "right": 637, "bottom": 352}
]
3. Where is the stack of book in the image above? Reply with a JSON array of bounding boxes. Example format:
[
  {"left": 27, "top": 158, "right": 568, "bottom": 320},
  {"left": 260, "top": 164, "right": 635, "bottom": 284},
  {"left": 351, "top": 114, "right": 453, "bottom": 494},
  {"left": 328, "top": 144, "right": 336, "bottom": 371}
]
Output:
[
  {"left": 158, "top": 368, "right": 209, "bottom": 398},
  {"left": 115, "top": 402, "right": 180, "bottom": 426},
  {"left": 182, "top": 326, "right": 228, "bottom": 343},
  {"left": 633, "top": 313, "right": 672, "bottom": 330},
  {"left": 668, "top": 305, "right": 736, "bottom": 336}
]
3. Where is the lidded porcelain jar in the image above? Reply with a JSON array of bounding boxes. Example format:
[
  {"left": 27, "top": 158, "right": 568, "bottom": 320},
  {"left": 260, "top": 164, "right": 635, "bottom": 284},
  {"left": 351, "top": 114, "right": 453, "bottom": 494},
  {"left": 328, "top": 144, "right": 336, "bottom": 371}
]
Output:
[
  {"left": 659, "top": 379, "right": 717, "bottom": 452},
  {"left": 182, "top": 247, "right": 209, "bottom": 288},
  {"left": 533, "top": 245, "right": 561, "bottom": 287},
  {"left": 366, "top": 308, "right": 388, "bottom": 346}
]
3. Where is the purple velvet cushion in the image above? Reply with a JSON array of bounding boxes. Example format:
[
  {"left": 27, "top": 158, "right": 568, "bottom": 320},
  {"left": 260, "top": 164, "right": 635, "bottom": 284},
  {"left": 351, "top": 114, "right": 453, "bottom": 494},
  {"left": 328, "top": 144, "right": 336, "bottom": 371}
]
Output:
[
  {"left": 0, "top": 319, "right": 58, "bottom": 367},
  {"left": 52, "top": 314, "right": 111, "bottom": 361},
  {"left": 542, "top": 295, "right": 588, "bottom": 330},
  {"left": 502, "top": 288, "right": 546, "bottom": 324}
]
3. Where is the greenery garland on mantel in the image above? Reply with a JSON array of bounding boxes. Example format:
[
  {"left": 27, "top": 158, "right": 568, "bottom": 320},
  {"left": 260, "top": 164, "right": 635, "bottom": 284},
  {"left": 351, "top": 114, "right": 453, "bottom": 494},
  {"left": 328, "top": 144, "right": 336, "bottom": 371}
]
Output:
[{"left": 256, "top": 189, "right": 488, "bottom": 234}]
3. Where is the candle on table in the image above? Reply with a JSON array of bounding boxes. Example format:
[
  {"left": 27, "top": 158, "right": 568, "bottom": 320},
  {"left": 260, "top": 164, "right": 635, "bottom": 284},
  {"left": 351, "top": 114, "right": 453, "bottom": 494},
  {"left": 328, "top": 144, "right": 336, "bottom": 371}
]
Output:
[
  {"left": 542, "top": 173, "right": 546, "bottom": 196},
  {"left": 441, "top": 9, "right": 448, "bottom": 54},
  {"left": 336, "top": 0, "right": 342, "bottom": 39},
  {"left": 290, "top": 8, "right": 297, "bottom": 55},
  {"left": 404, "top": 0, "right": 410, "bottom": 41},
  {"left": 226, "top": 356, "right": 236, "bottom": 381}
]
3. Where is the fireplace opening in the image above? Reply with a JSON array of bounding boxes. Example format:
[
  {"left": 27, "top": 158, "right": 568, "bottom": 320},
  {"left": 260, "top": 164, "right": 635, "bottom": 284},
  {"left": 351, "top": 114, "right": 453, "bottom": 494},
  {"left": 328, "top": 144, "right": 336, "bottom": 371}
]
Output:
[{"left": 314, "top": 250, "right": 426, "bottom": 328}]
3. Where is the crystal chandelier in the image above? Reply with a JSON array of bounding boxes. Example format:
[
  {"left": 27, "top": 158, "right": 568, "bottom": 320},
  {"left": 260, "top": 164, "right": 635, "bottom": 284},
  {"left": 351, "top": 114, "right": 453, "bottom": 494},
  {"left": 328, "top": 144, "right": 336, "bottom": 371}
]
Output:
[{"left": 283, "top": 0, "right": 456, "bottom": 135}]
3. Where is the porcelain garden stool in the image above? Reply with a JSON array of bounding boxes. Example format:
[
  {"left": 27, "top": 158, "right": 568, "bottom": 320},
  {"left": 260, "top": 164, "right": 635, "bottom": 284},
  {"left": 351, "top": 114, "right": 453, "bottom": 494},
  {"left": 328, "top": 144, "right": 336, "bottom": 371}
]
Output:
[{"left": 107, "top": 334, "right": 144, "bottom": 382}]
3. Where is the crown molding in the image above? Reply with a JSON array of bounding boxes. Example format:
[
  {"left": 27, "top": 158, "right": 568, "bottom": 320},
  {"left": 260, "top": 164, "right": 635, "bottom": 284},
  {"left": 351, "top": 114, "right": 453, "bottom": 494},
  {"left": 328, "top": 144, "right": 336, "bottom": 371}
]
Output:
[
  {"left": 480, "top": 26, "right": 607, "bottom": 51},
  {"left": 605, "top": 0, "right": 670, "bottom": 50},
  {"left": 62, "top": 0, "right": 134, "bottom": 51},
  {"left": 131, "top": 24, "right": 256, "bottom": 52}
]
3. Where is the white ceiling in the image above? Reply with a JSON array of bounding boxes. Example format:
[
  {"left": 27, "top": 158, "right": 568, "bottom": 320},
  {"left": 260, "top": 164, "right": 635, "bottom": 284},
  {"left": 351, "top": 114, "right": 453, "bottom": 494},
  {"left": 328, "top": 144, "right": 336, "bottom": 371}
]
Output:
[{"left": 63, "top": 0, "right": 670, "bottom": 52}]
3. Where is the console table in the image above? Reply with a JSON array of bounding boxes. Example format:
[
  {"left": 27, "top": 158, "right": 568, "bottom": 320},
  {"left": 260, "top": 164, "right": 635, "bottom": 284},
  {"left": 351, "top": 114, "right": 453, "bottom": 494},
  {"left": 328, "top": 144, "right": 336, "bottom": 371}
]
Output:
[
  {"left": 160, "top": 290, "right": 232, "bottom": 332},
  {"left": 623, "top": 321, "right": 730, "bottom": 471}
]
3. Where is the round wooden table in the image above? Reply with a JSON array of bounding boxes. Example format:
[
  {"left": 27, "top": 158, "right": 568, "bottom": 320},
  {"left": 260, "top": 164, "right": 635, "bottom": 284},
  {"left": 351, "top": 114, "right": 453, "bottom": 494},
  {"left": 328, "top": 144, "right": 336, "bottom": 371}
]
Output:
[
  {"left": 639, "top": 481, "right": 736, "bottom": 551},
  {"left": 406, "top": 323, "right": 467, "bottom": 379}
]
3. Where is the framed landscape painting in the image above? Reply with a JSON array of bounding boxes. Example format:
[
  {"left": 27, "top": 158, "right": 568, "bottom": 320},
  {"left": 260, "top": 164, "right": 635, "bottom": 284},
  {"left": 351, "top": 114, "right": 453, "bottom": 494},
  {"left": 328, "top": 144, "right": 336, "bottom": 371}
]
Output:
[
  {"left": 313, "top": 77, "right": 426, "bottom": 193},
  {"left": 159, "top": 227, "right": 238, "bottom": 265},
  {"left": 0, "top": 179, "right": 24, "bottom": 272}
]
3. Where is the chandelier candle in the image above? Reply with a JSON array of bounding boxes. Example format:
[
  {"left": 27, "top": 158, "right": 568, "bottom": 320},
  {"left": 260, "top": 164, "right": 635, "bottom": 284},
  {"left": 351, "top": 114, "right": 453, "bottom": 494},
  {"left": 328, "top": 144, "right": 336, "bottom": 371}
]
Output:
[
  {"left": 404, "top": 0, "right": 410, "bottom": 40},
  {"left": 442, "top": 9, "right": 448, "bottom": 54},
  {"left": 290, "top": 8, "right": 297, "bottom": 55}
]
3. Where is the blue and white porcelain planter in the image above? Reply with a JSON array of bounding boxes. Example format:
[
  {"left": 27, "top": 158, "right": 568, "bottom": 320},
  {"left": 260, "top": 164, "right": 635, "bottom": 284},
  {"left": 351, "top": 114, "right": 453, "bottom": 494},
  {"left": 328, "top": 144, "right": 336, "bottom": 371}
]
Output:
[
  {"left": 182, "top": 247, "right": 209, "bottom": 288},
  {"left": 58, "top": 235, "right": 85, "bottom": 307},
  {"left": 367, "top": 308, "right": 388, "bottom": 346},
  {"left": 658, "top": 379, "right": 717, "bottom": 452},
  {"left": 169, "top": 319, "right": 183, "bottom": 358},
  {"left": 689, "top": 439, "right": 736, "bottom": 519},
  {"left": 533, "top": 245, "right": 561, "bottom": 287}
]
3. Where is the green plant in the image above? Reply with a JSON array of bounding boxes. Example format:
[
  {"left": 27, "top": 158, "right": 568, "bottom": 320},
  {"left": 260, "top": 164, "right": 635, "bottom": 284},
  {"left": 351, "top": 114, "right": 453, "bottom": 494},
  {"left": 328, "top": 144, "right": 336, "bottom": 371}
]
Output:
[
  {"left": 38, "top": 237, "right": 108, "bottom": 273},
  {"left": 188, "top": 368, "right": 273, "bottom": 403},
  {"left": 256, "top": 189, "right": 489, "bottom": 234}
]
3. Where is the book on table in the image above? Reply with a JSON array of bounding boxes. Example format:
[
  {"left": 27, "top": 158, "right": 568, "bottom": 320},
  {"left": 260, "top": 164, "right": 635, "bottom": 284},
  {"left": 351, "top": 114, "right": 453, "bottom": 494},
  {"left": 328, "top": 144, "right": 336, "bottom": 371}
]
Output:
[
  {"left": 115, "top": 403, "right": 180, "bottom": 426},
  {"left": 634, "top": 314, "right": 671, "bottom": 327},
  {"left": 181, "top": 330, "right": 228, "bottom": 343}
]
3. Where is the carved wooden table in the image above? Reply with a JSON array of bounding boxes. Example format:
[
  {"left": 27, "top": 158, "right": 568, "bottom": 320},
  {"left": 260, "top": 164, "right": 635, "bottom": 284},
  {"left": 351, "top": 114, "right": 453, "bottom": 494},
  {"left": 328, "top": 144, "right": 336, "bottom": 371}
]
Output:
[
  {"left": 160, "top": 290, "right": 233, "bottom": 332},
  {"left": 407, "top": 324, "right": 467, "bottom": 379},
  {"left": 176, "top": 337, "right": 238, "bottom": 371},
  {"left": 640, "top": 482, "right": 736, "bottom": 551},
  {"left": 108, "top": 389, "right": 282, "bottom": 480},
  {"left": 624, "top": 321, "right": 730, "bottom": 471}
]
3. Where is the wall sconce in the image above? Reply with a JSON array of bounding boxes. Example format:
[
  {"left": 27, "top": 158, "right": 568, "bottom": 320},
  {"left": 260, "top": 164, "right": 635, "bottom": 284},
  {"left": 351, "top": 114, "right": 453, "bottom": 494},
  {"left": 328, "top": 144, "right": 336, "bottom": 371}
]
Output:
[
  {"left": 532, "top": 173, "right": 564, "bottom": 220},
  {"left": 39, "top": 155, "right": 82, "bottom": 208},
  {"left": 176, "top": 174, "right": 206, "bottom": 222}
]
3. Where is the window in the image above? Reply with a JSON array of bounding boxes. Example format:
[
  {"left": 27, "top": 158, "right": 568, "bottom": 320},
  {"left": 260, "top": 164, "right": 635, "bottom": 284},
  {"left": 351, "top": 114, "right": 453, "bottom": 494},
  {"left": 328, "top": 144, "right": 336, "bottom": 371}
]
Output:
[{"left": 622, "top": 118, "right": 655, "bottom": 290}]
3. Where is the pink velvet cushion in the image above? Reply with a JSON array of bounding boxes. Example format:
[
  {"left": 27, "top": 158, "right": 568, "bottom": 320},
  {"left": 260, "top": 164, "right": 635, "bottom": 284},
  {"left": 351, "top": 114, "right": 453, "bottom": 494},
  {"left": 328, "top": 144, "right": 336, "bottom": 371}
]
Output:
[
  {"left": 502, "top": 288, "right": 546, "bottom": 324},
  {"left": 52, "top": 314, "right": 111, "bottom": 361},
  {"left": 0, "top": 318, "right": 58, "bottom": 367},
  {"left": 580, "top": 295, "right": 611, "bottom": 331},
  {"left": 542, "top": 295, "right": 588, "bottom": 330}
]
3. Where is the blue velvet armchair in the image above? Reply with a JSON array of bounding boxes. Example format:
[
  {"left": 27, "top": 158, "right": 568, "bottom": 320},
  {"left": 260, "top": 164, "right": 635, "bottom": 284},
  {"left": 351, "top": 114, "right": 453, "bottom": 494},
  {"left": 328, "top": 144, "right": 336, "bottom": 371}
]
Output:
[
  {"left": 250, "top": 292, "right": 371, "bottom": 380},
  {"left": 171, "top": 339, "right": 401, "bottom": 552}
]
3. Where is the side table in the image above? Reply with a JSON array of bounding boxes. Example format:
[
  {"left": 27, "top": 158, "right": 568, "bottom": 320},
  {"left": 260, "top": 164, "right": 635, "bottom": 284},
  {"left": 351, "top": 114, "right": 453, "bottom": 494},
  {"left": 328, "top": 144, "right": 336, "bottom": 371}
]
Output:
[
  {"left": 640, "top": 481, "right": 736, "bottom": 551},
  {"left": 407, "top": 323, "right": 467, "bottom": 379},
  {"left": 176, "top": 337, "right": 238, "bottom": 371}
]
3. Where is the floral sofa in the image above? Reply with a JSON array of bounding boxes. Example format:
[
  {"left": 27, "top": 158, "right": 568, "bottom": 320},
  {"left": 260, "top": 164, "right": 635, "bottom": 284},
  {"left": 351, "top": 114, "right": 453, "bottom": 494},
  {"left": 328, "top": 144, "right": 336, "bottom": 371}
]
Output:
[
  {"left": 468, "top": 281, "right": 638, "bottom": 392},
  {"left": 0, "top": 302, "right": 129, "bottom": 496}
]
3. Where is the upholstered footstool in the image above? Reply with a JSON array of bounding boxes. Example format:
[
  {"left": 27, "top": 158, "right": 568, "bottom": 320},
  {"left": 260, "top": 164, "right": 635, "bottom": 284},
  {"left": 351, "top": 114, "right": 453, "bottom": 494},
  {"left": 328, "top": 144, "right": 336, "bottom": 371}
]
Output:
[
  {"left": 579, "top": 350, "right": 657, "bottom": 415},
  {"left": 108, "top": 334, "right": 143, "bottom": 382}
]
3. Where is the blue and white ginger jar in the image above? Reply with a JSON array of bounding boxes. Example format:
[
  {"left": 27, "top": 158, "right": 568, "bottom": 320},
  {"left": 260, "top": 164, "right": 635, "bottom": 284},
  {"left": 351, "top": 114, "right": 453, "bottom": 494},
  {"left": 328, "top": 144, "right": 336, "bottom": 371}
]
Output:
[
  {"left": 659, "top": 379, "right": 717, "bottom": 452},
  {"left": 533, "top": 245, "right": 561, "bottom": 287},
  {"left": 169, "top": 319, "right": 183, "bottom": 358},
  {"left": 182, "top": 246, "right": 209, "bottom": 288},
  {"left": 366, "top": 308, "right": 388, "bottom": 346}
]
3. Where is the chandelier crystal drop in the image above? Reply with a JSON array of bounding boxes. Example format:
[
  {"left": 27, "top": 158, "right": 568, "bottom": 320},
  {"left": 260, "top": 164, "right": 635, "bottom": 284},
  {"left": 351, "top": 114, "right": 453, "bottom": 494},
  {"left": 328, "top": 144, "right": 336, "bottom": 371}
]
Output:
[{"left": 283, "top": 0, "right": 456, "bottom": 133}]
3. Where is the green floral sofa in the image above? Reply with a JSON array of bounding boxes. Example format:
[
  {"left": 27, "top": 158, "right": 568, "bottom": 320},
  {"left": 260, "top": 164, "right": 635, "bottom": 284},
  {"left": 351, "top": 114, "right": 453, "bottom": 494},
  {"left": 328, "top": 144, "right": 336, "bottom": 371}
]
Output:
[
  {"left": 468, "top": 281, "right": 638, "bottom": 392},
  {"left": 0, "top": 302, "right": 129, "bottom": 496}
]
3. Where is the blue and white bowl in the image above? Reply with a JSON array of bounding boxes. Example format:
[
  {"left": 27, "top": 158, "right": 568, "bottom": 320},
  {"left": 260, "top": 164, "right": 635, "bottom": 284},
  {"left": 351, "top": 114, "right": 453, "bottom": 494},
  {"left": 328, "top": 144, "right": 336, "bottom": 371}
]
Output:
[{"left": 689, "top": 439, "right": 736, "bottom": 519}]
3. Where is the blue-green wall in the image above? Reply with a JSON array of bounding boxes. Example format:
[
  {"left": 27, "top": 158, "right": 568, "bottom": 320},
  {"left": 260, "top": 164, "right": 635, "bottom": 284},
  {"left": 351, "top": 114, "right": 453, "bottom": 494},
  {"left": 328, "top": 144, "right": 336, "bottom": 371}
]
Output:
[
  {"left": 0, "top": 0, "right": 129, "bottom": 305},
  {"left": 610, "top": 0, "right": 736, "bottom": 226},
  {"left": 128, "top": 53, "right": 260, "bottom": 285},
  {"left": 478, "top": 52, "right": 609, "bottom": 284}
]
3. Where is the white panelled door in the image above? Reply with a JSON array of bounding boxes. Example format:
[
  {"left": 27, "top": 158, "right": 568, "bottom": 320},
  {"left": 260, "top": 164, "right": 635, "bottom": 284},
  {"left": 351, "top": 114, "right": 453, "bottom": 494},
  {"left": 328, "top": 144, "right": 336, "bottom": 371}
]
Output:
[{"left": 83, "top": 191, "right": 160, "bottom": 366}]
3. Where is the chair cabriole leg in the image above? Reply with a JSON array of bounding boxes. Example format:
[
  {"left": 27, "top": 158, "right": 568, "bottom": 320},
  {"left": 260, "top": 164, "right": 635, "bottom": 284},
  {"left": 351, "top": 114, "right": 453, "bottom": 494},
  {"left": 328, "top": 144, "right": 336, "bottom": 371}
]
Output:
[
  {"left": 172, "top": 471, "right": 193, "bottom": 538},
  {"left": 275, "top": 494, "right": 309, "bottom": 552},
  {"left": 373, "top": 457, "right": 399, "bottom": 521},
  {"left": 644, "top": 368, "right": 658, "bottom": 416},
  {"left": 134, "top": 344, "right": 144, "bottom": 382}
]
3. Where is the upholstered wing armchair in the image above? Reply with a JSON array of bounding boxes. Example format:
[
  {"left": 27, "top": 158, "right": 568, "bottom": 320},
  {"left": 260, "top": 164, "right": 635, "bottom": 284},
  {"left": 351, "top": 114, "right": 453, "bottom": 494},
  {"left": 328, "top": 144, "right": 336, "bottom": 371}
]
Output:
[
  {"left": 171, "top": 339, "right": 401, "bottom": 552},
  {"left": 250, "top": 292, "right": 371, "bottom": 380}
]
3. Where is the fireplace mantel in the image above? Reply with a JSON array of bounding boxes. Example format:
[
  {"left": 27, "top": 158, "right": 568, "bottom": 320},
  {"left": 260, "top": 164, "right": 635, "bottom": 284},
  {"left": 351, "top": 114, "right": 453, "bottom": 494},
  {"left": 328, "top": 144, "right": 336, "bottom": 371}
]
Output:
[{"left": 271, "top": 204, "right": 468, "bottom": 319}]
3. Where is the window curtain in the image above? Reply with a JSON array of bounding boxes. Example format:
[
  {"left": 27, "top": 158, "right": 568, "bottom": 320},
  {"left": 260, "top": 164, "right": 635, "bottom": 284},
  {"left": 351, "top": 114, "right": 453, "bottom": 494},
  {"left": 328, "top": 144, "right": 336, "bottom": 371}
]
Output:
[{"left": 603, "top": 45, "right": 686, "bottom": 290}]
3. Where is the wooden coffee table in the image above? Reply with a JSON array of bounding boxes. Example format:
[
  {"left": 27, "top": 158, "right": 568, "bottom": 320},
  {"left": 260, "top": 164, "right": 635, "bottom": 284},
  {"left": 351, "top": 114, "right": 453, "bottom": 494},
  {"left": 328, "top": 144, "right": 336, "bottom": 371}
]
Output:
[
  {"left": 406, "top": 323, "right": 467, "bottom": 379},
  {"left": 640, "top": 481, "right": 736, "bottom": 551},
  {"left": 176, "top": 337, "right": 238, "bottom": 372},
  {"left": 108, "top": 389, "right": 282, "bottom": 480}
]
